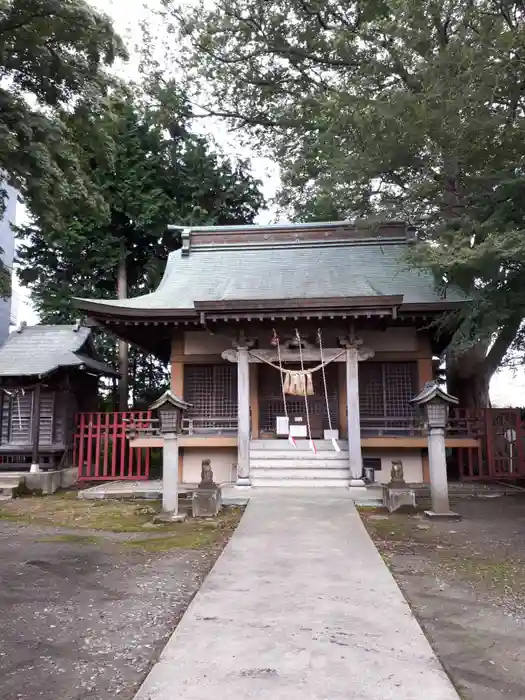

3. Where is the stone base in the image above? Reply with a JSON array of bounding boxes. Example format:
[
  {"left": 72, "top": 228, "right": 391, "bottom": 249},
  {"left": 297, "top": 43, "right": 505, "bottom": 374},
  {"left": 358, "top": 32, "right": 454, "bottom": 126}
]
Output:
[
  {"left": 382, "top": 485, "right": 416, "bottom": 513},
  {"left": 192, "top": 488, "right": 221, "bottom": 518},
  {"left": 349, "top": 478, "right": 366, "bottom": 488},
  {"left": 424, "top": 510, "right": 462, "bottom": 521},
  {"left": 29, "top": 463, "right": 41, "bottom": 474},
  {"left": 153, "top": 511, "right": 187, "bottom": 523},
  {"left": 235, "top": 478, "right": 251, "bottom": 488},
  {"left": 220, "top": 484, "right": 251, "bottom": 506}
]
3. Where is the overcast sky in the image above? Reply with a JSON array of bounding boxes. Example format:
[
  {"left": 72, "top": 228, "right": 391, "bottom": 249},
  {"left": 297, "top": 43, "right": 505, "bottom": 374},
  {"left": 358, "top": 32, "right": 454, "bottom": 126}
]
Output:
[{"left": 12, "top": 0, "right": 525, "bottom": 406}]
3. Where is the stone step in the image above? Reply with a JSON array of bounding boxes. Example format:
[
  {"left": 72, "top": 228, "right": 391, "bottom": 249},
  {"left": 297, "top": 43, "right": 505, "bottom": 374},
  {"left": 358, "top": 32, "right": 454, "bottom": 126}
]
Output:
[
  {"left": 251, "top": 467, "right": 350, "bottom": 480},
  {"left": 250, "top": 439, "right": 349, "bottom": 451},
  {"left": 250, "top": 450, "right": 349, "bottom": 461},
  {"left": 250, "top": 459, "right": 350, "bottom": 469},
  {"left": 251, "top": 477, "right": 350, "bottom": 488}
]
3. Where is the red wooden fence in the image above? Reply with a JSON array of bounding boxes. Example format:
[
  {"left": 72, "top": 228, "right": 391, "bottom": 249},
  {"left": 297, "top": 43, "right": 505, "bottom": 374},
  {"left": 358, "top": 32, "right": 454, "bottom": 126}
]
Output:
[
  {"left": 75, "top": 411, "right": 152, "bottom": 481},
  {"left": 454, "top": 408, "right": 525, "bottom": 481},
  {"left": 74, "top": 408, "right": 525, "bottom": 483}
]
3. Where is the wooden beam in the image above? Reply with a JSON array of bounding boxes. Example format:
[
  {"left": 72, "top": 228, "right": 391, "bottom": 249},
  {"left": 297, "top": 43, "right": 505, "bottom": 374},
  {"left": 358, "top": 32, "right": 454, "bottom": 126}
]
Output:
[
  {"left": 170, "top": 336, "right": 185, "bottom": 394},
  {"left": 361, "top": 436, "right": 480, "bottom": 449},
  {"left": 31, "top": 383, "right": 42, "bottom": 466},
  {"left": 417, "top": 358, "right": 434, "bottom": 389},
  {"left": 171, "top": 354, "right": 227, "bottom": 364},
  {"left": 416, "top": 332, "right": 433, "bottom": 389},
  {"left": 179, "top": 436, "right": 238, "bottom": 448},
  {"left": 129, "top": 435, "right": 239, "bottom": 448},
  {"left": 250, "top": 364, "right": 259, "bottom": 439}
]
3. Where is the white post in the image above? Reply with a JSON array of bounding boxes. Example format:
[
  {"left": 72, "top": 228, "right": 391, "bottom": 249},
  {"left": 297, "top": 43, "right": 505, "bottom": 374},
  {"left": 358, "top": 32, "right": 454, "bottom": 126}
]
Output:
[
  {"left": 427, "top": 427, "right": 454, "bottom": 515},
  {"left": 346, "top": 344, "right": 365, "bottom": 486},
  {"left": 162, "top": 433, "right": 186, "bottom": 521},
  {"left": 236, "top": 346, "right": 251, "bottom": 486}
]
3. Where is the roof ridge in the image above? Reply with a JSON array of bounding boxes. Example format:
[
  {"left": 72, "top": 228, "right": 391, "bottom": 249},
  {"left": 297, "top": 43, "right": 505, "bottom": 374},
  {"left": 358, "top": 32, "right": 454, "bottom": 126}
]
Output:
[{"left": 189, "top": 237, "right": 408, "bottom": 253}]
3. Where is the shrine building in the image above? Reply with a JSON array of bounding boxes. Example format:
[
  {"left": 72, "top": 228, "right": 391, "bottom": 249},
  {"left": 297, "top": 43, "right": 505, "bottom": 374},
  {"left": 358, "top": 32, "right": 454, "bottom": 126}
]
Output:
[{"left": 76, "top": 221, "right": 468, "bottom": 488}]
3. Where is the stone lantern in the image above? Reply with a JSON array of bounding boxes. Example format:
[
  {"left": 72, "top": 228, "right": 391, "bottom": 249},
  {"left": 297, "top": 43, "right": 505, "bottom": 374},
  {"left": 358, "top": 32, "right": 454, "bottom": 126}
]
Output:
[
  {"left": 411, "top": 381, "right": 460, "bottom": 519},
  {"left": 149, "top": 390, "right": 191, "bottom": 435},
  {"left": 149, "top": 390, "right": 191, "bottom": 520}
]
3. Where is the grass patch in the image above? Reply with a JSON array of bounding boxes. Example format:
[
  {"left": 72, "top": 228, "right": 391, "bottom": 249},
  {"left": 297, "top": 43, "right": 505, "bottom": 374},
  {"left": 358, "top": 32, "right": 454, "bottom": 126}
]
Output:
[
  {"left": 437, "top": 554, "right": 525, "bottom": 594},
  {"left": 125, "top": 508, "right": 242, "bottom": 552},
  {"left": 0, "top": 495, "right": 166, "bottom": 532},
  {"left": 0, "top": 494, "right": 243, "bottom": 536},
  {"left": 361, "top": 513, "right": 420, "bottom": 541},
  {"left": 124, "top": 531, "right": 218, "bottom": 552},
  {"left": 37, "top": 534, "right": 102, "bottom": 545}
]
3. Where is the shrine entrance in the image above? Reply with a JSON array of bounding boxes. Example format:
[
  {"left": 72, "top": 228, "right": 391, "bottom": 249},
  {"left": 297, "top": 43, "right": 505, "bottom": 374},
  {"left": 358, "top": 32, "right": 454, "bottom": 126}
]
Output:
[{"left": 258, "top": 363, "right": 340, "bottom": 438}]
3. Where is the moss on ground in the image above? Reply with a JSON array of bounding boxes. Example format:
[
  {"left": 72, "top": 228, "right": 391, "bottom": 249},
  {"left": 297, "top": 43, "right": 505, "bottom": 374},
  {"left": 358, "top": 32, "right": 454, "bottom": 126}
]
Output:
[
  {"left": 0, "top": 493, "right": 243, "bottom": 544},
  {"left": 123, "top": 531, "right": 219, "bottom": 552},
  {"left": 436, "top": 553, "right": 525, "bottom": 594},
  {"left": 38, "top": 534, "right": 102, "bottom": 545},
  {"left": 0, "top": 494, "right": 166, "bottom": 531}
]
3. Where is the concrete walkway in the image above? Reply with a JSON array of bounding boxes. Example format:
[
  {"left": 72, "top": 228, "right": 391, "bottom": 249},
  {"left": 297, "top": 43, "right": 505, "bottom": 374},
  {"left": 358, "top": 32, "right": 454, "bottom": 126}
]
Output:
[{"left": 134, "top": 490, "right": 459, "bottom": 699}]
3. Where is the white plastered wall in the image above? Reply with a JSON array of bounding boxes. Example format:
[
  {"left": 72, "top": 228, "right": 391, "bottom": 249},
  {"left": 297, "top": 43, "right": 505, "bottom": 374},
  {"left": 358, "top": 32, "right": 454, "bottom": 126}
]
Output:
[
  {"left": 183, "top": 328, "right": 419, "bottom": 356},
  {"left": 182, "top": 447, "right": 237, "bottom": 484},
  {"left": 360, "top": 328, "right": 418, "bottom": 352},
  {"left": 183, "top": 331, "right": 231, "bottom": 355},
  {"left": 363, "top": 449, "right": 423, "bottom": 484}
]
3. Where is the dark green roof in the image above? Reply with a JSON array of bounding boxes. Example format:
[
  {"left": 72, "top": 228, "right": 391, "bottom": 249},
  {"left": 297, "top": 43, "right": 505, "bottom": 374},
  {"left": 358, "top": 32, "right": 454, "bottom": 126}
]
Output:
[
  {"left": 76, "top": 222, "right": 467, "bottom": 315},
  {"left": 0, "top": 325, "right": 116, "bottom": 378}
]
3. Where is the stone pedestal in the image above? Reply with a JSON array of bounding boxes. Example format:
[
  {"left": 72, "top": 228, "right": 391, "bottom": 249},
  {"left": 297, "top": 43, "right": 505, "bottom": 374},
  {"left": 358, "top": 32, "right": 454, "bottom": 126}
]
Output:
[
  {"left": 427, "top": 428, "right": 460, "bottom": 520},
  {"left": 192, "top": 489, "right": 221, "bottom": 518},
  {"left": 159, "top": 432, "right": 186, "bottom": 522},
  {"left": 382, "top": 485, "right": 417, "bottom": 513},
  {"left": 192, "top": 459, "right": 221, "bottom": 517},
  {"left": 423, "top": 509, "right": 462, "bottom": 521}
]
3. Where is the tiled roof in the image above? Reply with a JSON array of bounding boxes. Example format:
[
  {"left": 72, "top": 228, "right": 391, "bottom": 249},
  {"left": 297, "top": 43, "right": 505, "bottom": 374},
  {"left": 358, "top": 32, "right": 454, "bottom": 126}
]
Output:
[
  {"left": 0, "top": 325, "right": 116, "bottom": 378},
  {"left": 77, "top": 236, "right": 466, "bottom": 314}
]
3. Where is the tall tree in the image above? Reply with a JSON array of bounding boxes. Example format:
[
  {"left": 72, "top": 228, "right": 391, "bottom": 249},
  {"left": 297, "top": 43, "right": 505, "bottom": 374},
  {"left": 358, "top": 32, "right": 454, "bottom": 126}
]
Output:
[
  {"left": 0, "top": 0, "right": 126, "bottom": 297},
  {"left": 168, "top": 0, "right": 525, "bottom": 406},
  {"left": 17, "top": 83, "right": 264, "bottom": 408},
  {"left": 0, "top": 0, "right": 126, "bottom": 218}
]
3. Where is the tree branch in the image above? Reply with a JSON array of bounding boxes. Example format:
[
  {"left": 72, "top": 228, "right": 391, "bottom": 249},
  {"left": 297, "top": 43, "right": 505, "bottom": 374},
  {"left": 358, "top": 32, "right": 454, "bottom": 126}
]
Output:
[{"left": 484, "top": 314, "right": 523, "bottom": 375}]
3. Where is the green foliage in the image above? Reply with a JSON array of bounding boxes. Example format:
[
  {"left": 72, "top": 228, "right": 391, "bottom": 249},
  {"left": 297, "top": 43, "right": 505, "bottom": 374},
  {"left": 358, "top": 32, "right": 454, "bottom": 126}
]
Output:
[
  {"left": 17, "top": 81, "right": 263, "bottom": 405},
  {"left": 168, "top": 0, "right": 525, "bottom": 389},
  {"left": 0, "top": 0, "right": 127, "bottom": 225}
]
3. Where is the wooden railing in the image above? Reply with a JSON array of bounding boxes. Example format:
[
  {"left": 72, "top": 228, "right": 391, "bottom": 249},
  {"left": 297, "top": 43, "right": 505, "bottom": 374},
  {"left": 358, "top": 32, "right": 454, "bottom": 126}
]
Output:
[
  {"left": 126, "top": 410, "right": 482, "bottom": 440},
  {"left": 183, "top": 417, "right": 238, "bottom": 435},
  {"left": 126, "top": 416, "right": 239, "bottom": 439},
  {"left": 360, "top": 417, "right": 422, "bottom": 437}
]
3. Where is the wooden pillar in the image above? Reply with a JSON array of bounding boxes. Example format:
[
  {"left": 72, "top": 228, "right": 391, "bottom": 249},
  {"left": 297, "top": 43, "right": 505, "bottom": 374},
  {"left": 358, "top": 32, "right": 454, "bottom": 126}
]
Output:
[
  {"left": 422, "top": 451, "right": 430, "bottom": 483},
  {"left": 346, "top": 345, "right": 364, "bottom": 484},
  {"left": 250, "top": 364, "right": 259, "bottom": 439},
  {"left": 170, "top": 336, "right": 184, "bottom": 395},
  {"left": 338, "top": 363, "right": 347, "bottom": 438},
  {"left": 236, "top": 347, "right": 251, "bottom": 486},
  {"left": 417, "top": 332, "right": 433, "bottom": 389},
  {"left": 31, "top": 383, "right": 42, "bottom": 469},
  {"left": 178, "top": 450, "right": 184, "bottom": 483}
]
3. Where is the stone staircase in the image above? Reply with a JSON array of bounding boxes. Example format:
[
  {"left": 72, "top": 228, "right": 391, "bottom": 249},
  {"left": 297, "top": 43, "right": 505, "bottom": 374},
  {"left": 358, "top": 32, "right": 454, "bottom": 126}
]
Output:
[{"left": 249, "top": 439, "right": 350, "bottom": 487}]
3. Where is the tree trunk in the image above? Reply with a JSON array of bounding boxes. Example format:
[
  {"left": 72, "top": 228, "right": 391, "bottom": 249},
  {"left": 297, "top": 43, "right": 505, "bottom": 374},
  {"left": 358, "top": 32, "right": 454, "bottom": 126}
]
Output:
[
  {"left": 446, "top": 316, "right": 523, "bottom": 409},
  {"left": 446, "top": 357, "right": 491, "bottom": 409},
  {"left": 117, "top": 243, "right": 128, "bottom": 411}
]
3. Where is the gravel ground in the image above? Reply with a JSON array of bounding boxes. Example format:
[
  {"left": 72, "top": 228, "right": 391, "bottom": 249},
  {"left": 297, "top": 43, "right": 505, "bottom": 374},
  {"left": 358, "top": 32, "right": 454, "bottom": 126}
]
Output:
[
  {"left": 361, "top": 495, "right": 525, "bottom": 700},
  {"left": 0, "top": 517, "right": 237, "bottom": 700}
]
